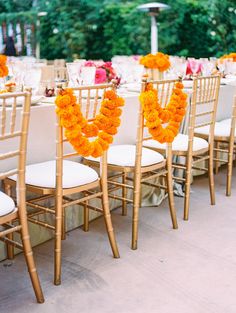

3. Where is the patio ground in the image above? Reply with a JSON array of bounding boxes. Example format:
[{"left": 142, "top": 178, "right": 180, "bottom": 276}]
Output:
[{"left": 1, "top": 167, "right": 236, "bottom": 313}]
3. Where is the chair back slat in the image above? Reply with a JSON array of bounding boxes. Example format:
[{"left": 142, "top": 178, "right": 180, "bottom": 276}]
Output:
[
  {"left": 0, "top": 90, "right": 31, "bottom": 180},
  {"left": 1, "top": 98, "right": 6, "bottom": 136},
  {"left": 189, "top": 75, "right": 220, "bottom": 152},
  {"left": 10, "top": 96, "right": 17, "bottom": 134}
]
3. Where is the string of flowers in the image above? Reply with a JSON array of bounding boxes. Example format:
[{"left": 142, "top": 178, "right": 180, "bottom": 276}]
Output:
[
  {"left": 55, "top": 88, "right": 125, "bottom": 157},
  {"left": 139, "top": 82, "right": 187, "bottom": 143},
  {"left": 0, "top": 55, "right": 8, "bottom": 78}
]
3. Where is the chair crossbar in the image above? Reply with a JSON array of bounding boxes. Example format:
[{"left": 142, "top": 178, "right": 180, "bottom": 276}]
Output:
[
  {"left": 107, "top": 180, "right": 134, "bottom": 189},
  {"left": 0, "top": 225, "right": 22, "bottom": 237},
  {"left": 28, "top": 217, "right": 55, "bottom": 230},
  {"left": 62, "top": 192, "right": 103, "bottom": 208},
  {"left": 0, "top": 236, "right": 23, "bottom": 250},
  {"left": 0, "top": 131, "right": 21, "bottom": 141},
  {"left": 141, "top": 181, "right": 167, "bottom": 190}
]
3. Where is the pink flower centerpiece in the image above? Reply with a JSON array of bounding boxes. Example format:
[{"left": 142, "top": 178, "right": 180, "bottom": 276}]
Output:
[{"left": 84, "top": 60, "right": 120, "bottom": 85}]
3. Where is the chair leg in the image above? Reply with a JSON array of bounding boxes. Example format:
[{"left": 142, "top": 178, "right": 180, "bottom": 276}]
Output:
[
  {"left": 184, "top": 156, "right": 192, "bottom": 221},
  {"left": 166, "top": 157, "right": 178, "bottom": 229},
  {"left": 54, "top": 195, "right": 63, "bottom": 285},
  {"left": 215, "top": 141, "right": 220, "bottom": 174},
  {"left": 227, "top": 141, "right": 234, "bottom": 197},
  {"left": 61, "top": 206, "right": 66, "bottom": 240},
  {"left": 100, "top": 179, "right": 120, "bottom": 258},
  {"left": 19, "top": 209, "right": 44, "bottom": 303},
  {"left": 4, "top": 183, "right": 14, "bottom": 259},
  {"left": 122, "top": 172, "right": 127, "bottom": 216},
  {"left": 208, "top": 148, "right": 215, "bottom": 205},
  {"left": 132, "top": 173, "right": 141, "bottom": 250},
  {"left": 83, "top": 194, "right": 89, "bottom": 232}
]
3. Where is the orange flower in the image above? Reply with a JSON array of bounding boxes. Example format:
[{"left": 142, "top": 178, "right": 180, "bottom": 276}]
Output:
[
  {"left": 140, "top": 52, "right": 170, "bottom": 72},
  {"left": 104, "top": 90, "right": 117, "bottom": 100},
  {"left": 99, "top": 131, "right": 113, "bottom": 144},
  {"left": 82, "top": 124, "right": 99, "bottom": 137},
  {"left": 55, "top": 88, "right": 124, "bottom": 157},
  {"left": 140, "top": 82, "right": 187, "bottom": 144}
]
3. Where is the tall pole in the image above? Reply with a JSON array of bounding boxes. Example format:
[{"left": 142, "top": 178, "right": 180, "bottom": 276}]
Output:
[
  {"left": 36, "top": 18, "right": 40, "bottom": 59},
  {"left": 151, "top": 15, "right": 158, "bottom": 54}
]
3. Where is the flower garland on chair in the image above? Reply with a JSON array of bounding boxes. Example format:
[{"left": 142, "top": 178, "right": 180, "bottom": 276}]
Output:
[
  {"left": 139, "top": 82, "right": 187, "bottom": 143},
  {"left": 55, "top": 88, "right": 125, "bottom": 157}
]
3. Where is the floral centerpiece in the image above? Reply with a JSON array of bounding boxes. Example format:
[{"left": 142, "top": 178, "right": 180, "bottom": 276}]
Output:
[
  {"left": 139, "top": 52, "right": 170, "bottom": 80},
  {"left": 219, "top": 52, "right": 236, "bottom": 62},
  {"left": 84, "top": 61, "right": 120, "bottom": 85},
  {"left": 0, "top": 55, "right": 8, "bottom": 78}
]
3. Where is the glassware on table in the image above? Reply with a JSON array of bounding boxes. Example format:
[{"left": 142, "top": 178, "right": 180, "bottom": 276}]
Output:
[
  {"left": 66, "top": 61, "right": 85, "bottom": 86},
  {"left": 23, "top": 65, "right": 42, "bottom": 95},
  {"left": 80, "top": 66, "right": 96, "bottom": 85},
  {"left": 188, "top": 59, "right": 200, "bottom": 76},
  {"left": 217, "top": 59, "right": 226, "bottom": 76},
  {"left": 201, "top": 60, "right": 215, "bottom": 76}
]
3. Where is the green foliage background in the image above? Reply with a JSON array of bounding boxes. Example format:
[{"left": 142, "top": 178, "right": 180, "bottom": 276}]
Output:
[{"left": 0, "top": 0, "right": 235, "bottom": 60}]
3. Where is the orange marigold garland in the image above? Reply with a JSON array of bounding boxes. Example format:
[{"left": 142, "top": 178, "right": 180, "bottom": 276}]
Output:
[
  {"left": 139, "top": 82, "right": 187, "bottom": 143},
  {"left": 55, "top": 88, "right": 124, "bottom": 157}
]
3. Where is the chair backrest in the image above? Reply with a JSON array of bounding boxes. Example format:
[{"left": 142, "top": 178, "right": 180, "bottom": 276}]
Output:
[
  {"left": 189, "top": 75, "right": 221, "bottom": 150},
  {"left": 0, "top": 90, "right": 31, "bottom": 194},
  {"left": 56, "top": 82, "right": 117, "bottom": 189},
  {"left": 138, "top": 78, "right": 181, "bottom": 150}
]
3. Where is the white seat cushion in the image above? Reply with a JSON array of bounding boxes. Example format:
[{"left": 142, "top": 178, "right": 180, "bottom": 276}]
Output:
[
  {"left": 0, "top": 191, "right": 15, "bottom": 217},
  {"left": 86, "top": 145, "right": 164, "bottom": 167},
  {"left": 195, "top": 122, "right": 236, "bottom": 138},
  {"left": 219, "top": 118, "right": 231, "bottom": 125},
  {"left": 144, "top": 133, "right": 209, "bottom": 152},
  {"left": 11, "top": 160, "right": 99, "bottom": 189}
]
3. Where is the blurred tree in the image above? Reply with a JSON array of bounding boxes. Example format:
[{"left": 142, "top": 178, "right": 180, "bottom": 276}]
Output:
[{"left": 0, "top": 0, "right": 235, "bottom": 59}]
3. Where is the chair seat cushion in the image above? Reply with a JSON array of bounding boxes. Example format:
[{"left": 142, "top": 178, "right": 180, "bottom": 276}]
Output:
[
  {"left": 195, "top": 121, "right": 236, "bottom": 138},
  {"left": 144, "top": 133, "right": 209, "bottom": 152},
  {"left": 86, "top": 145, "right": 164, "bottom": 167},
  {"left": 11, "top": 160, "right": 99, "bottom": 189},
  {"left": 0, "top": 191, "right": 15, "bottom": 217}
]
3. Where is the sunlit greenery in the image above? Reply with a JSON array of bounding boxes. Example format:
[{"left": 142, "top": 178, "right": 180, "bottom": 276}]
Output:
[{"left": 0, "top": 0, "right": 235, "bottom": 60}]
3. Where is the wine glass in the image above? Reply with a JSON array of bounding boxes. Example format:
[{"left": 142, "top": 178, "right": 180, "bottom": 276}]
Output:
[{"left": 189, "top": 59, "right": 200, "bottom": 76}]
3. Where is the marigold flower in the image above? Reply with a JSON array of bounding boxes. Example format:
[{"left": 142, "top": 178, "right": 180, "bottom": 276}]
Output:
[
  {"left": 104, "top": 90, "right": 117, "bottom": 100},
  {"left": 82, "top": 123, "right": 99, "bottom": 137},
  {"left": 99, "top": 131, "right": 113, "bottom": 144}
]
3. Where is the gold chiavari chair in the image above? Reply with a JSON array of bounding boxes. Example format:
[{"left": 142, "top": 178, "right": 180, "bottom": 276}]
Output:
[
  {"left": 144, "top": 75, "right": 221, "bottom": 220},
  {"left": 0, "top": 90, "right": 44, "bottom": 303},
  {"left": 195, "top": 95, "right": 236, "bottom": 196},
  {"left": 5, "top": 83, "right": 120, "bottom": 286},
  {"left": 85, "top": 78, "right": 179, "bottom": 250}
]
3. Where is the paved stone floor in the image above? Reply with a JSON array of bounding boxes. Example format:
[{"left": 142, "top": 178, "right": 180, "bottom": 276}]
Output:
[{"left": 1, "top": 168, "right": 236, "bottom": 313}]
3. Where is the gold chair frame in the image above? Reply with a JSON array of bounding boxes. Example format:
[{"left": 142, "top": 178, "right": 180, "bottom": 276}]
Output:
[
  {"left": 153, "top": 75, "right": 221, "bottom": 220},
  {"left": 85, "top": 78, "right": 179, "bottom": 250},
  {"left": 0, "top": 90, "right": 44, "bottom": 303},
  {"left": 197, "top": 95, "right": 236, "bottom": 196},
  {"left": 5, "top": 83, "right": 120, "bottom": 286}
]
